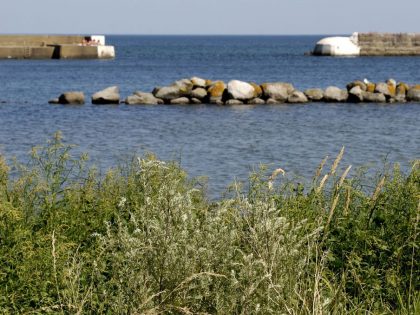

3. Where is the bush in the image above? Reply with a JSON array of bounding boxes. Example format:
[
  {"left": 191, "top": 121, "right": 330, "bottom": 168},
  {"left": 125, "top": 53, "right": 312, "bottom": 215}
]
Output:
[{"left": 0, "top": 134, "right": 418, "bottom": 314}]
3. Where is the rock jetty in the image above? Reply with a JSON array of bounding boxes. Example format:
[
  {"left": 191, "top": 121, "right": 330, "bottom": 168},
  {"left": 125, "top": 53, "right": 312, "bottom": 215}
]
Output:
[{"left": 50, "top": 78, "right": 420, "bottom": 106}]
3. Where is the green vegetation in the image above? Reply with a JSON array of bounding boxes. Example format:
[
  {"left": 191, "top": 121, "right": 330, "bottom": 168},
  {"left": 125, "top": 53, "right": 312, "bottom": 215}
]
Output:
[{"left": 0, "top": 132, "right": 419, "bottom": 314}]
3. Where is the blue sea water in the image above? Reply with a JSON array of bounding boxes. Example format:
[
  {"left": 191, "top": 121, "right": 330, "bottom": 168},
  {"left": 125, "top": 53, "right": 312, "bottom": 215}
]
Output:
[{"left": 0, "top": 35, "right": 419, "bottom": 196}]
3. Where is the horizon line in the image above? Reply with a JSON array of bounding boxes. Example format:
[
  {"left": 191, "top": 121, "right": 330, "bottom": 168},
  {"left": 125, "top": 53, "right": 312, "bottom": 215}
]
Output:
[{"left": 0, "top": 32, "right": 349, "bottom": 37}]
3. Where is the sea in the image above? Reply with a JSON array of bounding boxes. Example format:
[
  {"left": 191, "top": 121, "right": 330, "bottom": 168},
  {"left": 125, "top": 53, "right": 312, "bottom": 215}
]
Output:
[{"left": 0, "top": 35, "right": 419, "bottom": 197}]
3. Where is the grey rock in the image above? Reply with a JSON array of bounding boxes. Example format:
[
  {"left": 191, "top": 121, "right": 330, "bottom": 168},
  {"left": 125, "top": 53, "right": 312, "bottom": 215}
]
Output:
[
  {"left": 58, "top": 91, "right": 85, "bottom": 104},
  {"left": 170, "top": 97, "right": 190, "bottom": 105},
  {"left": 190, "top": 98, "right": 202, "bottom": 104},
  {"left": 154, "top": 79, "right": 193, "bottom": 100},
  {"left": 407, "top": 88, "right": 420, "bottom": 102},
  {"left": 394, "top": 94, "right": 406, "bottom": 103},
  {"left": 209, "top": 97, "right": 224, "bottom": 105},
  {"left": 190, "top": 76, "right": 207, "bottom": 88},
  {"left": 362, "top": 92, "right": 386, "bottom": 103},
  {"left": 348, "top": 86, "right": 364, "bottom": 102},
  {"left": 266, "top": 98, "right": 283, "bottom": 104},
  {"left": 375, "top": 82, "right": 392, "bottom": 97},
  {"left": 346, "top": 80, "right": 367, "bottom": 92},
  {"left": 48, "top": 98, "right": 60, "bottom": 104},
  {"left": 191, "top": 88, "right": 208, "bottom": 100},
  {"left": 287, "top": 90, "right": 308, "bottom": 103},
  {"left": 261, "top": 82, "right": 294, "bottom": 102},
  {"left": 227, "top": 80, "right": 255, "bottom": 101},
  {"left": 154, "top": 86, "right": 183, "bottom": 100},
  {"left": 324, "top": 86, "right": 348, "bottom": 102},
  {"left": 225, "top": 99, "right": 244, "bottom": 105},
  {"left": 247, "top": 98, "right": 265, "bottom": 105},
  {"left": 92, "top": 86, "right": 120, "bottom": 104},
  {"left": 125, "top": 92, "right": 163, "bottom": 105},
  {"left": 304, "top": 89, "right": 324, "bottom": 101}
]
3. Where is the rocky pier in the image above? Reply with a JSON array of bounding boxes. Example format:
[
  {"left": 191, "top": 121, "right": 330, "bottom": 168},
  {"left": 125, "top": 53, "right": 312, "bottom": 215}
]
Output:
[{"left": 49, "top": 77, "right": 420, "bottom": 105}]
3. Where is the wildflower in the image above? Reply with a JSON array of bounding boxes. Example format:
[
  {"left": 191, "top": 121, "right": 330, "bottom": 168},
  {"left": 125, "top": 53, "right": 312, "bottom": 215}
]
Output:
[{"left": 118, "top": 197, "right": 127, "bottom": 208}]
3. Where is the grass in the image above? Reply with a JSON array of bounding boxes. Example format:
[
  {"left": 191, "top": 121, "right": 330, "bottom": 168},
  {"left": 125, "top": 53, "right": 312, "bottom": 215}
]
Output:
[{"left": 0, "top": 132, "right": 418, "bottom": 314}]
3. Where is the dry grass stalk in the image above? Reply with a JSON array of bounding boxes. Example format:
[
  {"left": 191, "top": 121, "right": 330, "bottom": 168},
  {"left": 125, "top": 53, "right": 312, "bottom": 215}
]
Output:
[
  {"left": 371, "top": 176, "right": 386, "bottom": 204},
  {"left": 330, "top": 146, "right": 345, "bottom": 177},
  {"left": 314, "top": 156, "right": 329, "bottom": 182},
  {"left": 317, "top": 148, "right": 345, "bottom": 194}
]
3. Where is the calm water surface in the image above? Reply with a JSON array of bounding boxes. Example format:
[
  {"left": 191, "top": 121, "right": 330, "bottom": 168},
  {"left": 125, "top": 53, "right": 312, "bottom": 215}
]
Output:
[{"left": 0, "top": 36, "right": 419, "bottom": 196}]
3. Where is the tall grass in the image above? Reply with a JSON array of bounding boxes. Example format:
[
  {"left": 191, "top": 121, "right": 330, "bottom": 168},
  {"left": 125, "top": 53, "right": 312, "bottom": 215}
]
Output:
[{"left": 0, "top": 132, "right": 418, "bottom": 314}]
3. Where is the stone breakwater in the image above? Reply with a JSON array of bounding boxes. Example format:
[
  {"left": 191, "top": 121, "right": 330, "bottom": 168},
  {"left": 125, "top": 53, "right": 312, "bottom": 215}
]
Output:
[
  {"left": 49, "top": 77, "right": 420, "bottom": 105},
  {"left": 0, "top": 35, "right": 115, "bottom": 59}
]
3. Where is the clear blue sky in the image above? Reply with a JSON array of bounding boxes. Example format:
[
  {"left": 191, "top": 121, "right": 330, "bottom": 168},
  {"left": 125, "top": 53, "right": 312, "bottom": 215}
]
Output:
[{"left": 1, "top": 0, "right": 419, "bottom": 35}]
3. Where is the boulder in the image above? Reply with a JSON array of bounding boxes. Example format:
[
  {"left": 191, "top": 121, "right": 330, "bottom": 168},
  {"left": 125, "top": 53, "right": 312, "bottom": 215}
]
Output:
[
  {"left": 125, "top": 92, "right": 163, "bottom": 105},
  {"left": 170, "top": 97, "right": 190, "bottom": 105},
  {"left": 396, "top": 83, "right": 409, "bottom": 96},
  {"left": 394, "top": 83, "right": 407, "bottom": 102},
  {"left": 247, "top": 98, "right": 265, "bottom": 105},
  {"left": 154, "top": 79, "right": 193, "bottom": 101},
  {"left": 386, "top": 78, "right": 397, "bottom": 87},
  {"left": 406, "top": 87, "right": 420, "bottom": 102},
  {"left": 57, "top": 91, "right": 85, "bottom": 104},
  {"left": 48, "top": 98, "right": 60, "bottom": 104},
  {"left": 266, "top": 98, "right": 281, "bottom": 104},
  {"left": 173, "top": 78, "right": 193, "bottom": 90},
  {"left": 323, "top": 86, "right": 348, "bottom": 102},
  {"left": 366, "top": 83, "right": 376, "bottom": 93},
  {"left": 227, "top": 80, "right": 255, "bottom": 101},
  {"left": 362, "top": 92, "right": 386, "bottom": 103},
  {"left": 393, "top": 94, "right": 406, "bottom": 103},
  {"left": 287, "top": 90, "right": 308, "bottom": 103},
  {"left": 261, "top": 82, "right": 294, "bottom": 102},
  {"left": 375, "top": 82, "right": 395, "bottom": 97},
  {"left": 92, "top": 86, "right": 120, "bottom": 104},
  {"left": 190, "top": 76, "right": 207, "bottom": 88},
  {"left": 191, "top": 98, "right": 202, "bottom": 104},
  {"left": 208, "top": 81, "right": 226, "bottom": 103},
  {"left": 191, "top": 88, "right": 207, "bottom": 100},
  {"left": 348, "top": 86, "right": 364, "bottom": 102},
  {"left": 154, "top": 86, "right": 183, "bottom": 100},
  {"left": 304, "top": 89, "right": 324, "bottom": 101},
  {"left": 225, "top": 99, "right": 244, "bottom": 105},
  {"left": 347, "top": 80, "right": 367, "bottom": 91},
  {"left": 250, "top": 83, "right": 263, "bottom": 98}
]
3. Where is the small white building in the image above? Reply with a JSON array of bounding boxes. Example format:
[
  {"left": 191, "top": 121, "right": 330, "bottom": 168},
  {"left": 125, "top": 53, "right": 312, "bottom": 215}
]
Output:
[{"left": 313, "top": 33, "right": 360, "bottom": 56}]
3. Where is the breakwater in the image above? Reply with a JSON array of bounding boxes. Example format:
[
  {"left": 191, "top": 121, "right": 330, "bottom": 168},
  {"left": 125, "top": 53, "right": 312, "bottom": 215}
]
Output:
[
  {"left": 49, "top": 77, "right": 420, "bottom": 105},
  {"left": 313, "top": 32, "right": 420, "bottom": 56},
  {"left": 0, "top": 35, "right": 115, "bottom": 59}
]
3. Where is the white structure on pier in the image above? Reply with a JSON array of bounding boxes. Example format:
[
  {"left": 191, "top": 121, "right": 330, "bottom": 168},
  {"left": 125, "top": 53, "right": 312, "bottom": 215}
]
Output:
[{"left": 313, "top": 33, "right": 360, "bottom": 56}]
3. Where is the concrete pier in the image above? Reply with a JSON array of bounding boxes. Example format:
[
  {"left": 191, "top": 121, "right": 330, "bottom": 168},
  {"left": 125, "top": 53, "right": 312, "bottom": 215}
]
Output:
[
  {"left": 313, "top": 33, "right": 420, "bottom": 56},
  {"left": 0, "top": 35, "right": 115, "bottom": 59}
]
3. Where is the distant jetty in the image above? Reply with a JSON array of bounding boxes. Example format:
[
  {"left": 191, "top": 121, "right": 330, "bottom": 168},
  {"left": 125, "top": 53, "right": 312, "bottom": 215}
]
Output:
[
  {"left": 0, "top": 35, "right": 115, "bottom": 59},
  {"left": 313, "top": 32, "right": 420, "bottom": 56},
  {"left": 49, "top": 77, "right": 420, "bottom": 105}
]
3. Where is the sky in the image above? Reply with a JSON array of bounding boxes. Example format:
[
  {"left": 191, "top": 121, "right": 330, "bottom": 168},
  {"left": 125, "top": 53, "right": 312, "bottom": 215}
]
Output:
[{"left": 1, "top": 0, "right": 420, "bottom": 35}]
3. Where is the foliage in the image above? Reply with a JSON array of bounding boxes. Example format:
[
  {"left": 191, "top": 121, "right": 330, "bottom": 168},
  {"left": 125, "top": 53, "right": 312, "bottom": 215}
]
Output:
[{"left": 0, "top": 133, "right": 418, "bottom": 314}]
